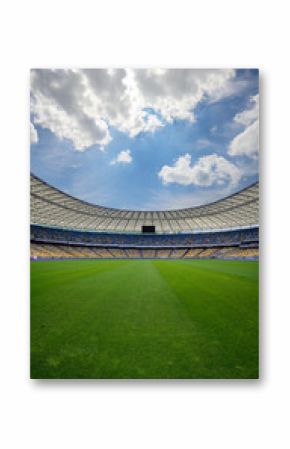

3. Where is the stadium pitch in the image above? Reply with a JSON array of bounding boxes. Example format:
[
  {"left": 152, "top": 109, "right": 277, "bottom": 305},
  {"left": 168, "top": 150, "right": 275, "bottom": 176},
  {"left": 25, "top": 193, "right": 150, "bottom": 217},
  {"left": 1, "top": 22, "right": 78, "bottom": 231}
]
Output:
[{"left": 30, "top": 259, "right": 259, "bottom": 379}]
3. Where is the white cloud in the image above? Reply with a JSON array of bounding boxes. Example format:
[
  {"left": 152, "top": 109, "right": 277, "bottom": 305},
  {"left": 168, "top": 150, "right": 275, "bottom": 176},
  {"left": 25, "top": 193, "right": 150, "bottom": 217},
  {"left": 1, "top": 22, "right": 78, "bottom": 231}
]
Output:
[
  {"left": 234, "top": 94, "right": 259, "bottom": 126},
  {"left": 158, "top": 153, "right": 241, "bottom": 187},
  {"left": 141, "top": 113, "right": 163, "bottom": 133},
  {"left": 30, "top": 122, "right": 38, "bottom": 144},
  {"left": 110, "top": 149, "right": 132, "bottom": 165},
  {"left": 228, "top": 94, "right": 259, "bottom": 158},
  {"left": 133, "top": 69, "right": 236, "bottom": 124},
  {"left": 31, "top": 69, "right": 239, "bottom": 151},
  {"left": 229, "top": 120, "right": 259, "bottom": 159},
  {"left": 30, "top": 70, "right": 111, "bottom": 151}
]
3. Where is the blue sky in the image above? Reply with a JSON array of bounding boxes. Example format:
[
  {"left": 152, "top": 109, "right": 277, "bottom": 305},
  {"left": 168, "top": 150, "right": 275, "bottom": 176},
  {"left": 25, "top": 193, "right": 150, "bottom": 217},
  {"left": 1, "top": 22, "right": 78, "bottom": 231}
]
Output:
[{"left": 30, "top": 69, "right": 259, "bottom": 210}]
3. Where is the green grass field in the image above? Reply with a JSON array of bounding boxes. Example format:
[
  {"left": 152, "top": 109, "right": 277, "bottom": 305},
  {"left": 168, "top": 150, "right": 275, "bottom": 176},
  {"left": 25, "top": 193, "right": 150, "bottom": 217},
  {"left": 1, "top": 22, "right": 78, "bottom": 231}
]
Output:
[{"left": 31, "top": 259, "right": 259, "bottom": 379}]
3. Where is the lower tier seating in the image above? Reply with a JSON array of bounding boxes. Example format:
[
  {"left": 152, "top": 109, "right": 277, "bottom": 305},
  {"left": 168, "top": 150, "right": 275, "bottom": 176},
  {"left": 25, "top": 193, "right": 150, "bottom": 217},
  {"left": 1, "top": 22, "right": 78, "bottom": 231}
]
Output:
[{"left": 31, "top": 243, "right": 258, "bottom": 260}]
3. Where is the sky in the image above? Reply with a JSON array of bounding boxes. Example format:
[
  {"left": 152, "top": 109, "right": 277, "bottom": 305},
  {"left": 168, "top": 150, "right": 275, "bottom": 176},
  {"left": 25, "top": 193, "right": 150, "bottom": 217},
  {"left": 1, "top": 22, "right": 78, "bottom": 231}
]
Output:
[{"left": 30, "top": 68, "right": 259, "bottom": 210}]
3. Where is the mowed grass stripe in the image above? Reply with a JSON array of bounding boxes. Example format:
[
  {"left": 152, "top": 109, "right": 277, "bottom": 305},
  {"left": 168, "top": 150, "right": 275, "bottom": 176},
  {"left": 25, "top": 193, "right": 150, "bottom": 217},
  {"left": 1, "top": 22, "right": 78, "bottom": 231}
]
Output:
[
  {"left": 153, "top": 260, "right": 259, "bottom": 378},
  {"left": 174, "top": 258, "right": 259, "bottom": 281},
  {"left": 30, "top": 259, "right": 130, "bottom": 293},
  {"left": 31, "top": 260, "right": 206, "bottom": 378},
  {"left": 31, "top": 259, "right": 259, "bottom": 379}
]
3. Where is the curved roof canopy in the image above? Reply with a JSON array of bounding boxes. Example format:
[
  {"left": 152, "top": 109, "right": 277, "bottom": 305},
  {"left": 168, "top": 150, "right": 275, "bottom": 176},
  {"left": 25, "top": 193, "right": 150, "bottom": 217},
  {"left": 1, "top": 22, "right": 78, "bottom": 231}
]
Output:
[{"left": 31, "top": 174, "right": 259, "bottom": 233}]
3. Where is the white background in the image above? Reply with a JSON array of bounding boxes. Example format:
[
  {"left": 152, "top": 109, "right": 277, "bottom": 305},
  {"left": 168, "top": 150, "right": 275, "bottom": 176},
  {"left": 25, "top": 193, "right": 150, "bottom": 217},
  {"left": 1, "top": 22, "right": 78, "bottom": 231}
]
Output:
[{"left": 0, "top": 1, "right": 289, "bottom": 448}]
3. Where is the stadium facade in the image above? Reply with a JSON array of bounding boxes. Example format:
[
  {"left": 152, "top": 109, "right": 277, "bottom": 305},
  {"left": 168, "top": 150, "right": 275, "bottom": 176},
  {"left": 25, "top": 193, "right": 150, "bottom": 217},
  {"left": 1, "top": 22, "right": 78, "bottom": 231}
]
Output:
[{"left": 30, "top": 174, "right": 259, "bottom": 260}]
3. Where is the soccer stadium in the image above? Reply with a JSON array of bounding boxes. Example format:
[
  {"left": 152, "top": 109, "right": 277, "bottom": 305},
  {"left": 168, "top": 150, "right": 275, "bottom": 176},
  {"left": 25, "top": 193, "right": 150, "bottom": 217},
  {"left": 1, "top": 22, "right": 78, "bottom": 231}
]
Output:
[
  {"left": 30, "top": 68, "right": 259, "bottom": 379},
  {"left": 31, "top": 174, "right": 258, "bottom": 260},
  {"left": 30, "top": 173, "right": 259, "bottom": 379}
]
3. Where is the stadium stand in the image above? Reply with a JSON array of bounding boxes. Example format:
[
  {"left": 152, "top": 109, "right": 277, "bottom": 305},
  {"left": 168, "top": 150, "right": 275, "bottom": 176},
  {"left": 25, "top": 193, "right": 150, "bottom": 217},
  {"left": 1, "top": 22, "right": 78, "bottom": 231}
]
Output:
[
  {"left": 31, "top": 174, "right": 259, "bottom": 260},
  {"left": 31, "top": 174, "right": 258, "bottom": 233}
]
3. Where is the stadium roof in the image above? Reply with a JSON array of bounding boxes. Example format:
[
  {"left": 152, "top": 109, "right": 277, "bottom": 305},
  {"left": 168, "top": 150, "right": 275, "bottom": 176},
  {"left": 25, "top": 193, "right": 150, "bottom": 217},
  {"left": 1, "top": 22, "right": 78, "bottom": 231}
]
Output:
[{"left": 31, "top": 174, "right": 259, "bottom": 233}]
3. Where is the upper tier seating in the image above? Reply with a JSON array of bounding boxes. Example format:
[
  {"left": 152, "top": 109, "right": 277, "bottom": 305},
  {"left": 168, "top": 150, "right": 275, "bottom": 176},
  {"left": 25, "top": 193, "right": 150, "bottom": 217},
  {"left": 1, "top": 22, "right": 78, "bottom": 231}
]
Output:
[{"left": 31, "top": 174, "right": 259, "bottom": 233}]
